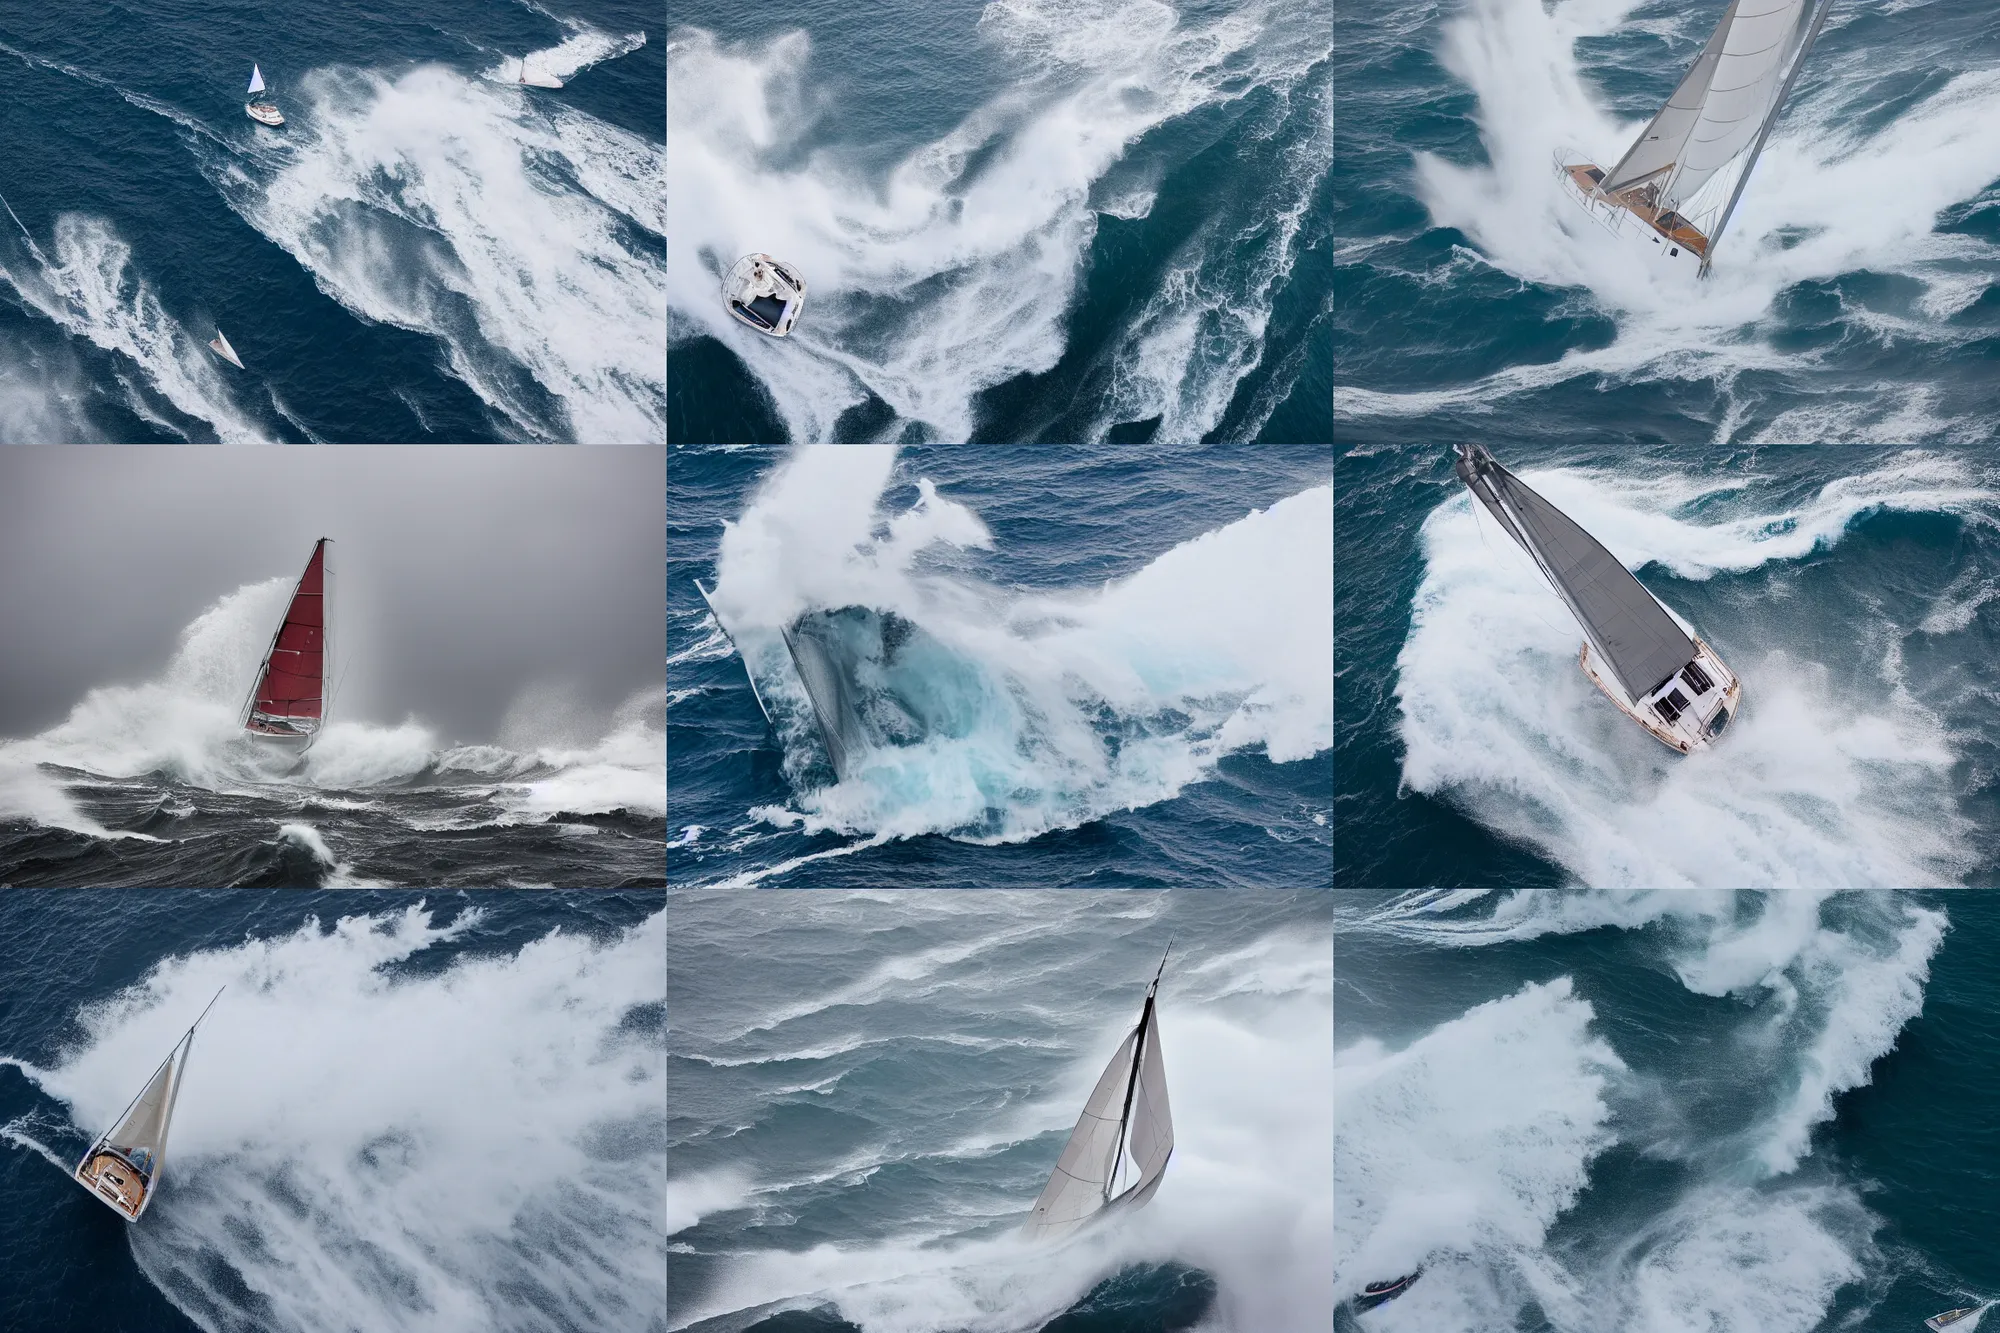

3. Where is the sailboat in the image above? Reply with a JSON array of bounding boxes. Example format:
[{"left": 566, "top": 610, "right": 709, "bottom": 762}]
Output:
[
  {"left": 513, "top": 55, "right": 565, "bottom": 89},
  {"left": 722, "top": 253, "right": 808, "bottom": 337},
  {"left": 1557, "top": 0, "right": 1837, "bottom": 274},
  {"left": 1928, "top": 1309, "right": 1986, "bottom": 1332},
  {"left": 73, "top": 988, "right": 223, "bottom": 1222},
  {"left": 208, "top": 328, "right": 244, "bottom": 369},
  {"left": 241, "top": 538, "right": 331, "bottom": 758},
  {"left": 1023, "top": 945, "right": 1173, "bottom": 1242},
  {"left": 1454, "top": 444, "right": 1740, "bottom": 754},
  {"left": 245, "top": 63, "right": 284, "bottom": 126}
]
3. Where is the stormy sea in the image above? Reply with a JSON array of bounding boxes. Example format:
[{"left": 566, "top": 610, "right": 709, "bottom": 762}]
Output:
[
  {"left": 1336, "top": 888, "right": 2000, "bottom": 1333},
  {"left": 669, "top": 443, "right": 1332, "bottom": 889},
  {"left": 666, "top": 0, "right": 1332, "bottom": 443},
  {"left": 0, "top": 889, "right": 667, "bottom": 1333},
  {"left": 0, "top": 0, "right": 663, "bottom": 442},
  {"left": 669, "top": 885, "right": 1331, "bottom": 1332},
  {"left": 1337, "top": 444, "right": 2000, "bottom": 889}
]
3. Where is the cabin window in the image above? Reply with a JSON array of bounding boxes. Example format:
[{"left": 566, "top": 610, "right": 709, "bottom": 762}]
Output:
[
  {"left": 1707, "top": 706, "right": 1731, "bottom": 737},
  {"left": 1654, "top": 696, "right": 1681, "bottom": 725},
  {"left": 1664, "top": 688, "right": 1689, "bottom": 713},
  {"left": 1669, "top": 247, "right": 1680, "bottom": 257},
  {"left": 1680, "top": 662, "right": 1713, "bottom": 695}
]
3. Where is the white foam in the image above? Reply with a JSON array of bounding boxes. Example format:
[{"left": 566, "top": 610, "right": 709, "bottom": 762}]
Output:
[
  {"left": 704, "top": 447, "right": 1330, "bottom": 844},
  {"left": 481, "top": 27, "right": 648, "bottom": 87},
  {"left": 667, "top": 1, "right": 1329, "bottom": 441},
  {"left": 1341, "top": 0, "right": 2000, "bottom": 436},
  {"left": 210, "top": 63, "right": 665, "bottom": 441},
  {"left": 1396, "top": 455, "right": 1990, "bottom": 887},
  {"left": 18, "top": 903, "right": 664, "bottom": 1333}
]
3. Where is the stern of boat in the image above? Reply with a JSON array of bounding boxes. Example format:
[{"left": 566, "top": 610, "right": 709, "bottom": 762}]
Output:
[
  {"left": 1551, "top": 151, "right": 1707, "bottom": 274},
  {"left": 75, "top": 1151, "right": 146, "bottom": 1222},
  {"left": 1580, "top": 636, "right": 1739, "bottom": 754}
]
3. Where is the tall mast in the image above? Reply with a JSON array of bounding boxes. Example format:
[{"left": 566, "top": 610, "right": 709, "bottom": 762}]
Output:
[{"left": 1701, "top": 0, "right": 1836, "bottom": 275}]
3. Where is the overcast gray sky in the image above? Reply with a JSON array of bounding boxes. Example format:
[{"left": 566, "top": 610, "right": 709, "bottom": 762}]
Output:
[{"left": 0, "top": 447, "right": 663, "bottom": 743}]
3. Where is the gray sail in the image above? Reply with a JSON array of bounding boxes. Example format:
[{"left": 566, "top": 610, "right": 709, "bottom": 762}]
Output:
[
  {"left": 781, "top": 616, "right": 865, "bottom": 781},
  {"left": 1111, "top": 1009, "right": 1172, "bottom": 1209},
  {"left": 695, "top": 580, "right": 773, "bottom": 725},
  {"left": 1455, "top": 445, "right": 1695, "bottom": 703},
  {"left": 1601, "top": 0, "right": 1817, "bottom": 215},
  {"left": 103, "top": 1041, "right": 185, "bottom": 1172}
]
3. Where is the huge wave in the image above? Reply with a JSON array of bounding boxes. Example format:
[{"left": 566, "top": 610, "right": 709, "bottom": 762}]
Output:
[
  {"left": 3, "top": 900, "right": 666, "bottom": 1333},
  {"left": 693, "top": 445, "right": 1330, "bottom": 846},
  {"left": 0, "top": 577, "right": 665, "bottom": 843},
  {"left": 666, "top": 0, "right": 1330, "bottom": 442}
]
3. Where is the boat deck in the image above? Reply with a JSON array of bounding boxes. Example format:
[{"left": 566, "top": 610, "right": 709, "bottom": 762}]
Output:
[
  {"left": 77, "top": 1151, "right": 146, "bottom": 1219},
  {"left": 1564, "top": 164, "right": 1709, "bottom": 257}
]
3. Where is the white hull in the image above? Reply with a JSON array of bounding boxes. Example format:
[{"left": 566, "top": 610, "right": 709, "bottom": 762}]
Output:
[
  {"left": 245, "top": 101, "right": 284, "bottom": 127},
  {"left": 1581, "top": 635, "right": 1740, "bottom": 754},
  {"left": 1555, "top": 157, "right": 1706, "bottom": 276},
  {"left": 722, "top": 253, "right": 806, "bottom": 337}
]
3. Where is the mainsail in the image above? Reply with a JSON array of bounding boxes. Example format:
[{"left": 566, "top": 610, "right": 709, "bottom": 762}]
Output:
[
  {"left": 247, "top": 64, "right": 266, "bottom": 95},
  {"left": 1597, "top": 0, "right": 1835, "bottom": 259},
  {"left": 1024, "top": 947, "right": 1174, "bottom": 1242},
  {"left": 243, "top": 538, "right": 330, "bottom": 741},
  {"left": 1455, "top": 445, "right": 1695, "bottom": 704},
  {"left": 780, "top": 614, "right": 867, "bottom": 781},
  {"left": 73, "top": 988, "right": 223, "bottom": 1222}
]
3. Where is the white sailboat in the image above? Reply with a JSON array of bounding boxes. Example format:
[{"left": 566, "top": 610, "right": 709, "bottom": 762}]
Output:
[
  {"left": 1023, "top": 946, "right": 1174, "bottom": 1242},
  {"left": 73, "top": 988, "right": 223, "bottom": 1223},
  {"left": 245, "top": 63, "right": 285, "bottom": 126},
  {"left": 722, "top": 253, "right": 808, "bottom": 337},
  {"left": 1557, "top": 0, "right": 1837, "bottom": 274},
  {"left": 1455, "top": 444, "right": 1741, "bottom": 754},
  {"left": 208, "top": 327, "right": 244, "bottom": 369}
]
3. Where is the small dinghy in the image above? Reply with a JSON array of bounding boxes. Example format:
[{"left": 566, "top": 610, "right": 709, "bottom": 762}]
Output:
[
  {"left": 245, "top": 63, "right": 284, "bottom": 126},
  {"left": 208, "top": 328, "right": 245, "bottom": 369},
  {"left": 513, "top": 55, "right": 564, "bottom": 89},
  {"left": 722, "top": 253, "right": 806, "bottom": 337},
  {"left": 1929, "top": 1309, "right": 1984, "bottom": 1331},
  {"left": 1355, "top": 1272, "right": 1421, "bottom": 1310}
]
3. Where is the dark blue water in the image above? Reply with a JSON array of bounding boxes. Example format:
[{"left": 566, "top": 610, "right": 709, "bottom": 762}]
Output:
[
  {"left": 1337, "top": 443, "right": 2000, "bottom": 889},
  {"left": 0, "top": 889, "right": 666, "bottom": 1333},
  {"left": 668, "top": 443, "right": 1332, "bottom": 888},
  {"left": 666, "top": 0, "right": 1331, "bottom": 444},
  {"left": 0, "top": 0, "right": 663, "bottom": 442},
  {"left": 668, "top": 885, "right": 1331, "bottom": 1331},
  {"left": 1336, "top": 888, "right": 2000, "bottom": 1332}
]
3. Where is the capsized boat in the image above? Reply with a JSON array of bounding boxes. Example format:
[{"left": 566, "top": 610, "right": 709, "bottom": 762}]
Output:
[
  {"left": 1557, "top": 0, "right": 1836, "bottom": 274},
  {"left": 1454, "top": 444, "right": 1740, "bottom": 754},
  {"left": 1355, "top": 1271, "right": 1422, "bottom": 1310},
  {"left": 208, "top": 328, "right": 244, "bottom": 369},
  {"left": 513, "top": 55, "right": 564, "bottom": 89},
  {"left": 245, "top": 63, "right": 284, "bottom": 127},
  {"left": 1023, "top": 945, "right": 1173, "bottom": 1242},
  {"left": 722, "top": 253, "right": 806, "bottom": 337},
  {"left": 1928, "top": 1309, "right": 1985, "bottom": 1332},
  {"left": 73, "top": 988, "right": 223, "bottom": 1222},
  {"left": 242, "top": 537, "right": 331, "bottom": 758}
]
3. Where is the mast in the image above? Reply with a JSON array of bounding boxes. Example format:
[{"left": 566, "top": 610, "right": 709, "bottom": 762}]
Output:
[
  {"left": 1701, "top": 0, "right": 1836, "bottom": 274},
  {"left": 1106, "top": 943, "right": 1170, "bottom": 1203}
]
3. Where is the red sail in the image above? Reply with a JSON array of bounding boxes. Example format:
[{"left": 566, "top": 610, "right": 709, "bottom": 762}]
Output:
[{"left": 252, "top": 539, "right": 326, "bottom": 721}]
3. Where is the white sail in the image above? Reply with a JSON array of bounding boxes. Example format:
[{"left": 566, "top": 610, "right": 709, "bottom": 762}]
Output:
[
  {"left": 1118, "top": 1014, "right": 1173, "bottom": 1206},
  {"left": 247, "top": 64, "right": 266, "bottom": 95},
  {"left": 1601, "top": 0, "right": 1816, "bottom": 214},
  {"left": 209, "top": 328, "right": 244, "bottom": 369},
  {"left": 1024, "top": 1029, "right": 1137, "bottom": 1241}
]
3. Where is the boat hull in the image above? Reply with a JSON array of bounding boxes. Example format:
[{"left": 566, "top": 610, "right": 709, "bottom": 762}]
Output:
[
  {"left": 1580, "top": 635, "right": 1740, "bottom": 754},
  {"left": 1555, "top": 157, "right": 1707, "bottom": 275},
  {"left": 245, "top": 102, "right": 285, "bottom": 127},
  {"left": 74, "top": 1151, "right": 149, "bottom": 1222}
]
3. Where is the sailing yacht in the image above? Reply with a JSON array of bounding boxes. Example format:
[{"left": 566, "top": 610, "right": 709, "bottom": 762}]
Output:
[
  {"left": 514, "top": 55, "right": 565, "bottom": 89},
  {"left": 722, "top": 253, "right": 807, "bottom": 337},
  {"left": 245, "top": 64, "right": 284, "bottom": 126},
  {"left": 1557, "top": 0, "right": 1836, "bottom": 274},
  {"left": 73, "top": 989, "right": 222, "bottom": 1222},
  {"left": 241, "top": 538, "right": 331, "bottom": 758},
  {"left": 208, "top": 328, "right": 244, "bottom": 369},
  {"left": 1023, "top": 946, "right": 1173, "bottom": 1242},
  {"left": 1455, "top": 445, "right": 1740, "bottom": 754}
]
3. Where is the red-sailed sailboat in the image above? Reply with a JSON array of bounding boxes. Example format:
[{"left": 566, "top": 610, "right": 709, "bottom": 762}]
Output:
[{"left": 241, "top": 538, "right": 330, "bottom": 758}]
